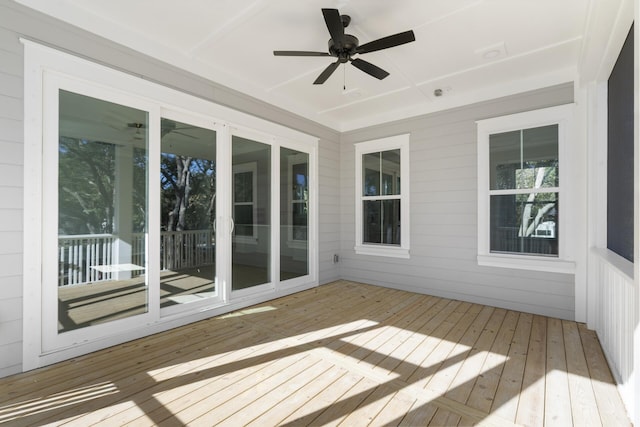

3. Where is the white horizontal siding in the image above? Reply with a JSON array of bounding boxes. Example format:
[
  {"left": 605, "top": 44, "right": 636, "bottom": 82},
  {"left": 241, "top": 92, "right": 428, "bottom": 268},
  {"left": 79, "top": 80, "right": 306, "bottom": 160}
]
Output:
[
  {"left": 0, "top": 21, "right": 23, "bottom": 377},
  {"left": 340, "top": 84, "right": 576, "bottom": 320},
  {"left": 318, "top": 137, "right": 340, "bottom": 284}
]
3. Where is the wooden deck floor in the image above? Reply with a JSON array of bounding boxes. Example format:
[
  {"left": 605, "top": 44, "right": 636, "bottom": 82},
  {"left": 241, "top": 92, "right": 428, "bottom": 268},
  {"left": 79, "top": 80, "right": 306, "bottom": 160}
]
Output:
[{"left": 0, "top": 281, "right": 630, "bottom": 426}]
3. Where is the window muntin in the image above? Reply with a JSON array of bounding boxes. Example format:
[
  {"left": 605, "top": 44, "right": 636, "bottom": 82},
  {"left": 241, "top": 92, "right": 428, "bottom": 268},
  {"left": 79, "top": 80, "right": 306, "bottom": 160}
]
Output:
[
  {"left": 488, "top": 125, "right": 559, "bottom": 256},
  {"left": 355, "top": 134, "right": 410, "bottom": 258}
]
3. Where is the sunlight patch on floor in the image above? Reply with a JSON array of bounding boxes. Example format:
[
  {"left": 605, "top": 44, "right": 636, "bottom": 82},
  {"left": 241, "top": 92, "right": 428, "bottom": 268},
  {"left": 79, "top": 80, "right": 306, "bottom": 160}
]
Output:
[{"left": 0, "top": 382, "right": 118, "bottom": 422}]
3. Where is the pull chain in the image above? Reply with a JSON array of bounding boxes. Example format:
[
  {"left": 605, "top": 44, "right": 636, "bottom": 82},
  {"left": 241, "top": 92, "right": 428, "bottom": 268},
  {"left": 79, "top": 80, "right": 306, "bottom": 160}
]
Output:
[{"left": 343, "top": 63, "right": 346, "bottom": 91}]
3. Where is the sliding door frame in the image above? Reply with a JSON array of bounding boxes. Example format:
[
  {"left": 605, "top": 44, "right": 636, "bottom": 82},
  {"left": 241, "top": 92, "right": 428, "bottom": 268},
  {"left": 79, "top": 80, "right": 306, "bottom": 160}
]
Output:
[{"left": 23, "top": 40, "right": 319, "bottom": 370}]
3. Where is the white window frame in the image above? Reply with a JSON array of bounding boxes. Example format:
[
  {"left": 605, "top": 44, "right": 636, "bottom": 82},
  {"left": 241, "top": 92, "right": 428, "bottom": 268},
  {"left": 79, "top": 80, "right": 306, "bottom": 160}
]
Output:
[
  {"left": 477, "top": 104, "right": 576, "bottom": 273},
  {"left": 287, "top": 152, "right": 309, "bottom": 247},
  {"left": 232, "top": 161, "right": 258, "bottom": 244},
  {"left": 354, "top": 134, "right": 410, "bottom": 258}
]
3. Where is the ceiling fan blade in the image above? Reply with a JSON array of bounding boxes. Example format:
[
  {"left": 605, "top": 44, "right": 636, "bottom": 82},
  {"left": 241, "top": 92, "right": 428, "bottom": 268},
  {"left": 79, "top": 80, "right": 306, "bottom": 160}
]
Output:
[
  {"left": 322, "top": 8, "right": 345, "bottom": 46},
  {"left": 314, "top": 60, "right": 341, "bottom": 84},
  {"left": 350, "top": 58, "right": 390, "bottom": 80},
  {"left": 355, "top": 30, "right": 416, "bottom": 54},
  {"left": 274, "top": 50, "right": 331, "bottom": 56}
]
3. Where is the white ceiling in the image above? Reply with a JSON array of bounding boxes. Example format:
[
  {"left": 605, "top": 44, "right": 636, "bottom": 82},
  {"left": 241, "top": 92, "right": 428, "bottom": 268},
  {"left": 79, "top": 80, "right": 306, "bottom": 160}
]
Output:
[{"left": 16, "top": 0, "right": 594, "bottom": 132}]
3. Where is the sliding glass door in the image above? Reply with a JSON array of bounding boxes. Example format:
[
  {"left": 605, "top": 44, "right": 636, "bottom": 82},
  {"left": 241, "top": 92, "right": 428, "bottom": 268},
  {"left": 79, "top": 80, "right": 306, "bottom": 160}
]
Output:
[
  {"left": 231, "top": 135, "right": 272, "bottom": 292},
  {"left": 160, "top": 115, "right": 218, "bottom": 314},
  {"left": 41, "top": 75, "right": 315, "bottom": 355},
  {"left": 56, "top": 90, "right": 150, "bottom": 334}
]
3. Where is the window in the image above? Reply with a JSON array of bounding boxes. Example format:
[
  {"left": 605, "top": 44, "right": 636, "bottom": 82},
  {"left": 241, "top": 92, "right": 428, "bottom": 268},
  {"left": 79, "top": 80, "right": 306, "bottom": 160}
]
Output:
[
  {"left": 477, "top": 104, "right": 575, "bottom": 273},
  {"left": 232, "top": 162, "right": 258, "bottom": 242},
  {"left": 355, "top": 134, "right": 410, "bottom": 258}
]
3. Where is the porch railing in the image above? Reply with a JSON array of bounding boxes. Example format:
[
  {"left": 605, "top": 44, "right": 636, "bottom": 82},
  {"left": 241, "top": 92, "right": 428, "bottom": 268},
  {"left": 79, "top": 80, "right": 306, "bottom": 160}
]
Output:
[{"left": 58, "top": 230, "right": 214, "bottom": 287}]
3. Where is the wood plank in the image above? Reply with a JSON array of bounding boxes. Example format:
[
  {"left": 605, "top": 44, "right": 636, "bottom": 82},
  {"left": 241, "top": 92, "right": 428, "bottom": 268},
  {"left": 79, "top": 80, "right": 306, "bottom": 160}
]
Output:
[
  {"left": 398, "top": 399, "right": 438, "bottom": 426},
  {"left": 544, "top": 317, "right": 572, "bottom": 426},
  {"left": 337, "top": 384, "right": 398, "bottom": 427},
  {"left": 439, "top": 308, "right": 507, "bottom": 426},
  {"left": 563, "top": 320, "right": 601, "bottom": 427},
  {"left": 577, "top": 324, "right": 631, "bottom": 426},
  {"left": 179, "top": 354, "right": 317, "bottom": 425},
  {"left": 394, "top": 300, "right": 466, "bottom": 381},
  {"left": 371, "top": 297, "right": 453, "bottom": 377},
  {"left": 490, "top": 312, "right": 532, "bottom": 422},
  {"left": 515, "top": 314, "right": 546, "bottom": 427},
  {"left": 462, "top": 310, "right": 519, "bottom": 424},
  {"left": 86, "top": 330, "right": 291, "bottom": 426},
  {"left": 277, "top": 371, "right": 363, "bottom": 425},
  {"left": 408, "top": 303, "right": 482, "bottom": 386},
  {"left": 368, "top": 390, "right": 416, "bottom": 426},
  {"left": 246, "top": 364, "right": 349, "bottom": 426},
  {"left": 302, "top": 375, "right": 379, "bottom": 426},
  {"left": 425, "top": 305, "right": 494, "bottom": 395},
  {"left": 0, "top": 281, "right": 630, "bottom": 427},
  {"left": 214, "top": 358, "right": 334, "bottom": 426}
]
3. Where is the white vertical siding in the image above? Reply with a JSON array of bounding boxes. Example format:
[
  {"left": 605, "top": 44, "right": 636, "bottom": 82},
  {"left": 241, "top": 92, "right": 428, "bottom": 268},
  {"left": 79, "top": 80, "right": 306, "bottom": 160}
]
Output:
[
  {"left": 0, "top": 20, "right": 23, "bottom": 377},
  {"left": 589, "top": 249, "right": 638, "bottom": 422},
  {"left": 340, "top": 85, "right": 577, "bottom": 320}
]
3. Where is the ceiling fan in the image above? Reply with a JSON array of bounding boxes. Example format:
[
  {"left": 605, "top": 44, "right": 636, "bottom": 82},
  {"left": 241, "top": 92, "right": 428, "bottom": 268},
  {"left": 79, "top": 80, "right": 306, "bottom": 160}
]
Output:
[{"left": 274, "top": 8, "right": 415, "bottom": 84}]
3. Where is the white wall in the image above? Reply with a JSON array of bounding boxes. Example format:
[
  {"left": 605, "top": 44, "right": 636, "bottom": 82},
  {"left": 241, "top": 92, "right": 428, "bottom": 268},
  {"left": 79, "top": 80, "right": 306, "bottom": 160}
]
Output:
[
  {"left": 340, "top": 84, "right": 577, "bottom": 320},
  {"left": 0, "top": 1, "right": 340, "bottom": 377},
  {"left": 0, "top": 24, "right": 24, "bottom": 378}
]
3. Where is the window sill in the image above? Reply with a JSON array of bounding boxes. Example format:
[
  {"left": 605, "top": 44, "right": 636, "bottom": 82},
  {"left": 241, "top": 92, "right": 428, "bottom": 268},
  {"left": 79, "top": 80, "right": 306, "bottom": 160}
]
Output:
[
  {"left": 477, "top": 254, "right": 575, "bottom": 274},
  {"left": 355, "top": 244, "right": 410, "bottom": 259}
]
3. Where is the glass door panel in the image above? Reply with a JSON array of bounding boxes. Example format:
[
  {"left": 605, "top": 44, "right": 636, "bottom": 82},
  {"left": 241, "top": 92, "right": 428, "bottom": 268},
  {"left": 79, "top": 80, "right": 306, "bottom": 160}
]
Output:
[
  {"left": 232, "top": 136, "right": 271, "bottom": 290},
  {"left": 280, "top": 148, "right": 309, "bottom": 280},
  {"left": 160, "top": 118, "right": 217, "bottom": 308},
  {"left": 57, "top": 90, "right": 148, "bottom": 332}
]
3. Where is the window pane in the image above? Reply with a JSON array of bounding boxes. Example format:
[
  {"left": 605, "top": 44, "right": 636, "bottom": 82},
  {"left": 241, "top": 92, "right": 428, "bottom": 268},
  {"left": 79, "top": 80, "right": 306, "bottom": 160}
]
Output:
[
  {"left": 232, "top": 136, "right": 271, "bottom": 290},
  {"left": 522, "top": 124, "right": 558, "bottom": 188},
  {"left": 234, "top": 205, "right": 254, "bottom": 236},
  {"left": 363, "top": 152, "right": 381, "bottom": 196},
  {"left": 490, "top": 130, "right": 520, "bottom": 190},
  {"left": 490, "top": 193, "right": 558, "bottom": 256},
  {"left": 363, "top": 200, "right": 382, "bottom": 243},
  {"left": 490, "top": 126, "right": 558, "bottom": 191},
  {"left": 382, "top": 199, "right": 401, "bottom": 244},
  {"left": 280, "top": 148, "right": 309, "bottom": 281},
  {"left": 58, "top": 90, "right": 148, "bottom": 332},
  {"left": 382, "top": 149, "right": 401, "bottom": 195},
  {"left": 234, "top": 171, "right": 253, "bottom": 202},
  {"left": 363, "top": 199, "right": 401, "bottom": 245},
  {"left": 160, "top": 118, "right": 216, "bottom": 307}
]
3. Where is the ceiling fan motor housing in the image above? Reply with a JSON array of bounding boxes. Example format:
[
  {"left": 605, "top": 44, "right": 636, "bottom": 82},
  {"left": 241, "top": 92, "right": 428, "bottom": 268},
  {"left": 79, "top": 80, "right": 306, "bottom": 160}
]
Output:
[{"left": 329, "top": 34, "right": 359, "bottom": 61}]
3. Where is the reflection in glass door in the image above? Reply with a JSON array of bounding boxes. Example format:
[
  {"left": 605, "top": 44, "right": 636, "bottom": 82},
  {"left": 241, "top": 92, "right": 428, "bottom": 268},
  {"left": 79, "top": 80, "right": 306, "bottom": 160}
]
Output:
[
  {"left": 160, "top": 118, "right": 217, "bottom": 308},
  {"left": 232, "top": 136, "right": 271, "bottom": 290},
  {"left": 280, "top": 148, "right": 309, "bottom": 280},
  {"left": 57, "top": 90, "right": 148, "bottom": 332}
]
